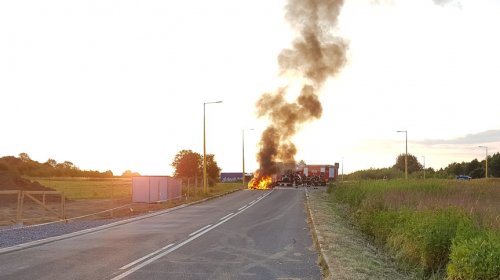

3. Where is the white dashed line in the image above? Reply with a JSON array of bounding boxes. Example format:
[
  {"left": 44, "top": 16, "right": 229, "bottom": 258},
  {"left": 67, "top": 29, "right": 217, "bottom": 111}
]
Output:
[{"left": 188, "top": 224, "right": 213, "bottom": 237}]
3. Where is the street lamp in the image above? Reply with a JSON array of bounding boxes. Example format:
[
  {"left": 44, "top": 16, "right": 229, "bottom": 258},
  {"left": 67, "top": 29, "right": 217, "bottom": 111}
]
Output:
[
  {"left": 397, "top": 130, "right": 408, "bottom": 180},
  {"left": 242, "top": 128, "right": 254, "bottom": 188},
  {"left": 203, "top": 101, "right": 222, "bottom": 194},
  {"left": 422, "top": 156, "right": 426, "bottom": 180},
  {"left": 478, "top": 146, "right": 488, "bottom": 178}
]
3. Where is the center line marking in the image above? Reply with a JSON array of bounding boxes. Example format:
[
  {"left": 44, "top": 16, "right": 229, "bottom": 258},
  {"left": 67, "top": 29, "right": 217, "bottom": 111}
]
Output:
[
  {"left": 188, "top": 224, "right": 213, "bottom": 237},
  {"left": 219, "top": 213, "right": 234, "bottom": 221},
  {"left": 120, "top": 243, "right": 174, "bottom": 270}
]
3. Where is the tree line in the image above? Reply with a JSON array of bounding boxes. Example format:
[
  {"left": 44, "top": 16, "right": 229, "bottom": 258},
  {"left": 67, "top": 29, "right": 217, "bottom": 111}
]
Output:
[
  {"left": 346, "top": 152, "right": 500, "bottom": 180},
  {"left": 0, "top": 153, "right": 114, "bottom": 178},
  {"left": 0, "top": 150, "right": 223, "bottom": 183}
]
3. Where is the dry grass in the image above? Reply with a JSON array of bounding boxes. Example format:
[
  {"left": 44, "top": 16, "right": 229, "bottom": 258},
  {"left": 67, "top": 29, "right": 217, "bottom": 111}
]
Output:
[{"left": 379, "top": 179, "right": 500, "bottom": 230}]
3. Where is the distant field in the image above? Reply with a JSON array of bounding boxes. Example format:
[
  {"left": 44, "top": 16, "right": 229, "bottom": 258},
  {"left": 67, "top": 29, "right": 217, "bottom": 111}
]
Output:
[
  {"left": 329, "top": 178, "right": 500, "bottom": 279},
  {"left": 31, "top": 177, "right": 133, "bottom": 200}
]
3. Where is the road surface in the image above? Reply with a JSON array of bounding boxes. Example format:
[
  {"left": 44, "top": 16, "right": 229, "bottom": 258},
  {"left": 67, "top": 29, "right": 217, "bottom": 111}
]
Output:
[{"left": 0, "top": 188, "right": 321, "bottom": 279}]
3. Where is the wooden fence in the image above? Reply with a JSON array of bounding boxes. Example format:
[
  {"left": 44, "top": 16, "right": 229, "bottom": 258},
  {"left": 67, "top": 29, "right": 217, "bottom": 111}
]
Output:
[{"left": 0, "top": 190, "right": 65, "bottom": 225}]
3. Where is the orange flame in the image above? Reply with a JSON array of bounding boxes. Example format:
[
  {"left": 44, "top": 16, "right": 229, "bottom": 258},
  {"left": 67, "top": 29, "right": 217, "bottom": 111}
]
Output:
[{"left": 248, "top": 175, "right": 273, "bottom": 190}]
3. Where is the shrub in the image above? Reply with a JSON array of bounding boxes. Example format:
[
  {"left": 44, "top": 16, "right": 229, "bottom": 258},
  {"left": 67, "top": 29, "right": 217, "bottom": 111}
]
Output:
[
  {"left": 447, "top": 231, "right": 500, "bottom": 280},
  {"left": 388, "top": 210, "right": 472, "bottom": 273}
]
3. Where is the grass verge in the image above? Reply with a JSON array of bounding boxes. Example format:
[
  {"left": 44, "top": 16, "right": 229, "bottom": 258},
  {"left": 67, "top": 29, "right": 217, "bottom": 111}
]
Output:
[{"left": 329, "top": 179, "right": 500, "bottom": 279}]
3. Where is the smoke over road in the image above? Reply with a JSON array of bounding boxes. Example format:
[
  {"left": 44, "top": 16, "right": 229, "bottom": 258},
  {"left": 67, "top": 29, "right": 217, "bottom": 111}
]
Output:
[{"left": 254, "top": 0, "right": 348, "bottom": 178}]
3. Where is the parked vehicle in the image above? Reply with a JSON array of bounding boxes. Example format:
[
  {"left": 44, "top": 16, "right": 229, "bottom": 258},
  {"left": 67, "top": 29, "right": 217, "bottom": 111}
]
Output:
[{"left": 456, "top": 175, "right": 472, "bottom": 181}]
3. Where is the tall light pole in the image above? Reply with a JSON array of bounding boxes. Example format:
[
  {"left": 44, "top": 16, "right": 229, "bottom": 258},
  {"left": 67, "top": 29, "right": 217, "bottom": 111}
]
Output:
[
  {"left": 242, "top": 128, "right": 254, "bottom": 188},
  {"left": 478, "top": 146, "right": 488, "bottom": 178},
  {"left": 203, "top": 101, "right": 222, "bottom": 194},
  {"left": 397, "top": 130, "right": 408, "bottom": 180},
  {"left": 422, "top": 155, "right": 426, "bottom": 180}
]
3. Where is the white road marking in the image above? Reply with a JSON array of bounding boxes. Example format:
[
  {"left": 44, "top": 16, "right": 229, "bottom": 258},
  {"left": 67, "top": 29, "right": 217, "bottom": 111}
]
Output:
[
  {"left": 238, "top": 205, "right": 248, "bottom": 211},
  {"left": 188, "top": 224, "right": 213, "bottom": 237},
  {"left": 111, "top": 190, "right": 273, "bottom": 280},
  {"left": 219, "top": 213, "right": 235, "bottom": 221},
  {"left": 120, "top": 243, "right": 175, "bottom": 270}
]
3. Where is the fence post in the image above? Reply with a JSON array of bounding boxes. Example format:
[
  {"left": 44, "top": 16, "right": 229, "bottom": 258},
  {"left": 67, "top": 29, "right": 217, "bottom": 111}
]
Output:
[
  {"left": 42, "top": 191, "right": 46, "bottom": 219},
  {"left": 61, "top": 192, "right": 66, "bottom": 222},
  {"left": 18, "top": 192, "right": 24, "bottom": 226},
  {"left": 16, "top": 191, "right": 21, "bottom": 225},
  {"left": 110, "top": 185, "right": 114, "bottom": 218}
]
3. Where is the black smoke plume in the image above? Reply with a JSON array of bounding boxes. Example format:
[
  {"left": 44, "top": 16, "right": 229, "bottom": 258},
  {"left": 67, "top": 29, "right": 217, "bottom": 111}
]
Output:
[{"left": 255, "top": 0, "right": 348, "bottom": 177}]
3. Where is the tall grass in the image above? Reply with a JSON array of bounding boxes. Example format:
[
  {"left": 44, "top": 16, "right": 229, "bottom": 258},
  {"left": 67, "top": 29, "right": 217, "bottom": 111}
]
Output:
[{"left": 330, "top": 179, "right": 500, "bottom": 279}]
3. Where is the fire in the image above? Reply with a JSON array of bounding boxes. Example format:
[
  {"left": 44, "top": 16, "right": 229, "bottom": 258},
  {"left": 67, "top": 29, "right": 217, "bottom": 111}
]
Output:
[{"left": 248, "top": 175, "right": 273, "bottom": 190}]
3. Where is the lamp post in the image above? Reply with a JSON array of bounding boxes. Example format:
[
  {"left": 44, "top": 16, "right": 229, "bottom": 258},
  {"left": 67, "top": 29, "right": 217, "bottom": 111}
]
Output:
[
  {"left": 203, "top": 101, "right": 222, "bottom": 194},
  {"left": 422, "top": 155, "right": 426, "bottom": 180},
  {"left": 478, "top": 146, "right": 488, "bottom": 178},
  {"left": 397, "top": 130, "right": 408, "bottom": 180},
  {"left": 242, "top": 128, "right": 254, "bottom": 188}
]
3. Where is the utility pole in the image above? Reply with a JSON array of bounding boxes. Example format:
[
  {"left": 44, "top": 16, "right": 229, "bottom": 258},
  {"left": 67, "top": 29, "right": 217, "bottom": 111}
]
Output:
[{"left": 397, "top": 130, "right": 408, "bottom": 180}]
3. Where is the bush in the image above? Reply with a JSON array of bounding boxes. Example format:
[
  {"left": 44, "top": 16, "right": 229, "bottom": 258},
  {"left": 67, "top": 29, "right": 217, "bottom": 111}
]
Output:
[
  {"left": 387, "top": 210, "right": 472, "bottom": 274},
  {"left": 447, "top": 231, "right": 500, "bottom": 280}
]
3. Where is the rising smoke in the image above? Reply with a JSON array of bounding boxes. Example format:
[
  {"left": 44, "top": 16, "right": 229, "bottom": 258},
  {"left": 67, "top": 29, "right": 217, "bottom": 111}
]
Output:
[{"left": 255, "top": 0, "right": 348, "bottom": 177}]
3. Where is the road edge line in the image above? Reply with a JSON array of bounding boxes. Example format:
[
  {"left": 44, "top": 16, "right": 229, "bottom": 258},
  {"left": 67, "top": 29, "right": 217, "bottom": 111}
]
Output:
[{"left": 305, "top": 189, "right": 332, "bottom": 280}]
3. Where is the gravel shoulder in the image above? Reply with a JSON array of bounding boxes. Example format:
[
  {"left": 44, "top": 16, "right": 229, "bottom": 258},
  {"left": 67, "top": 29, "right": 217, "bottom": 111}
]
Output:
[{"left": 307, "top": 189, "right": 415, "bottom": 280}]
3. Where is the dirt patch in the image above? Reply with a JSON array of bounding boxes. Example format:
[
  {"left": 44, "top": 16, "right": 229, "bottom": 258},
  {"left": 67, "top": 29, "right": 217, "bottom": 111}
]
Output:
[
  {"left": 307, "top": 189, "right": 416, "bottom": 280},
  {"left": 0, "top": 171, "right": 55, "bottom": 192}
]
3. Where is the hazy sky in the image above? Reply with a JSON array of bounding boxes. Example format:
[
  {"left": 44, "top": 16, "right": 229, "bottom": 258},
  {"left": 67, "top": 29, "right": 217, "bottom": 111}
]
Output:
[{"left": 1, "top": 0, "right": 499, "bottom": 176}]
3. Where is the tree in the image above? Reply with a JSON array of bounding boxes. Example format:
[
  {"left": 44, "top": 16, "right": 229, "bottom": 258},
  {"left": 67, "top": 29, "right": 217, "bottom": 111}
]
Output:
[
  {"left": 394, "top": 153, "right": 423, "bottom": 174},
  {"left": 465, "top": 159, "right": 481, "bottom": 176},
  {"left": 488, "top": 152, "right": 500, "bottom": 177},
  {"left": 446, "top": 162, "right": 467, "bottom": 176},
  {"left": 46, "top": 158, "right": 57, "bottom": 168},
  {"left": 19, "top": 152, "right": 31, "bottom": 163},
  {"left": 204, "top": 154, "right": 221, "bottom": 186},
  {"left": 121, "top": 170, "right": 141, "bottom": 177},
  {"left": 171, "top": 150, "right": 202, "bottom": 181},
  {"left": 469, "top": 168, "right": 485, "bottom": 179}
]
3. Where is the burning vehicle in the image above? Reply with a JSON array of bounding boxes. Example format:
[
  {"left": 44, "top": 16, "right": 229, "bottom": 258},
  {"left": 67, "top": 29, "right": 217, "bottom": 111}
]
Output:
[{"left": 248, "top": 163, "right": 339, "bottom": 189}]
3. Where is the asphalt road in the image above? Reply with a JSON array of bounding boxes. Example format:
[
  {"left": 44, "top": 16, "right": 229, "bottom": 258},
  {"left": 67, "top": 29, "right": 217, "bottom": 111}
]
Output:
[{"left": 0, "top": 188, "right": 321, "bottom": 280}]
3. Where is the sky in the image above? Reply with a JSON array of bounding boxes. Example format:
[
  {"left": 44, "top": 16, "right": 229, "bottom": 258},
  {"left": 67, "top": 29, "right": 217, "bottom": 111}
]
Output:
[{"left": 1, "top": 0, "right": 499, "bottom": 176}]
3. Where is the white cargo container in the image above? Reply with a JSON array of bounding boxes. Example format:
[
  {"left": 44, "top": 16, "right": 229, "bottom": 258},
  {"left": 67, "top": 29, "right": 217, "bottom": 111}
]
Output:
[{"left": 132, "top": 176, "right": 182, "bottom": 203}]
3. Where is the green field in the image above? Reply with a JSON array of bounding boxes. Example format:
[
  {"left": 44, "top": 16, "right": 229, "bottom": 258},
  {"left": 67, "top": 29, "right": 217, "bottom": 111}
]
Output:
[
  {"left": 31, "top": 177, "right": 133, "bottom": 200},
  {"left": 328, "top": 179, "right": 500, "bottom": 279}
]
